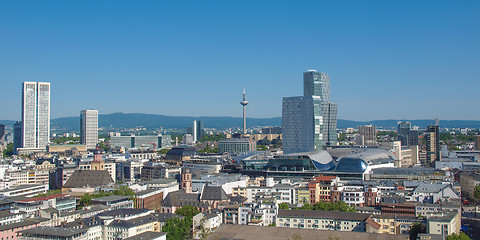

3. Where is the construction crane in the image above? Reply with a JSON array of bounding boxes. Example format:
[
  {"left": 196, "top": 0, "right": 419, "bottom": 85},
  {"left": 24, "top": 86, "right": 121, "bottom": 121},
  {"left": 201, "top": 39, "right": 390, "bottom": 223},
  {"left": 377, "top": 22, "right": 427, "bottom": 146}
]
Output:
[{"left": 147, "top": 143, "right": 157, "bottom": 151}]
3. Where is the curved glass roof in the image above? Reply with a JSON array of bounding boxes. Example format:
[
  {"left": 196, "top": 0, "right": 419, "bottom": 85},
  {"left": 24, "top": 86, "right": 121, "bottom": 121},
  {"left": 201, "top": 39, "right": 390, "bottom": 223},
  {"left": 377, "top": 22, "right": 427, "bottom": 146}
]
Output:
[{"left": 334, "top": 157, "right": 368, "bottom": 173}]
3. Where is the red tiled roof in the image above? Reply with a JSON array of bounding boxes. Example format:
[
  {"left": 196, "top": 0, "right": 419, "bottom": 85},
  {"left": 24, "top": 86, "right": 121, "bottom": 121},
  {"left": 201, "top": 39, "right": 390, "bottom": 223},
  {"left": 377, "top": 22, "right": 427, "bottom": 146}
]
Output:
[{"left": 17, "top": 194, "right": 66, "bottom": 202}]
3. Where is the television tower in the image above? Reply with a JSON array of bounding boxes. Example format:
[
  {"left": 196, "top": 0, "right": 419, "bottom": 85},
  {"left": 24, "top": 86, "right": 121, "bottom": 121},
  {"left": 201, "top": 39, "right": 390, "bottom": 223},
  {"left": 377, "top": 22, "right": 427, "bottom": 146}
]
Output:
[{"left": 240, "top": 89, "right": 248, "bottom": 135}]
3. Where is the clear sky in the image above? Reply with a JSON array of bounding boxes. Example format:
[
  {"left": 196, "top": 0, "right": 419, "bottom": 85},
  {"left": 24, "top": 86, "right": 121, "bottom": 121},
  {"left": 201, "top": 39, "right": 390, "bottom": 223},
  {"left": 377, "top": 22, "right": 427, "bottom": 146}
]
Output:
[{"left": 1, "top": 1, "right": 479, "bottom": 121}]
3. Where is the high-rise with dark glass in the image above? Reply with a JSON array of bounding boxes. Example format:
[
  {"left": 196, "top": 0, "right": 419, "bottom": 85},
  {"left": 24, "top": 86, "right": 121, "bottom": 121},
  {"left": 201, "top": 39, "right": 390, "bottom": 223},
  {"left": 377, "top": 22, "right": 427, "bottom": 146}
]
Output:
[
  {"left": 397, "top": 122, "right": 419, "bottom": 147},
  {"left": 282, "top": 70, "right": 338, "bottom": 154}
]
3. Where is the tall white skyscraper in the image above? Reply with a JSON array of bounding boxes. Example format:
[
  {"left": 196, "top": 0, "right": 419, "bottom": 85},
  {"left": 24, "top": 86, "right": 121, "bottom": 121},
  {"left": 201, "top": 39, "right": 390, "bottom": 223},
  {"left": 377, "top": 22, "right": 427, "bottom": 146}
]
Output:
[
  {"left": 80, "top": 110, "right": 99, "bottom": 150},
  {"left": 22, "top": 82, "right": 50, "bottom": 149},
  {"left": 282, "top": 70, "right": 337, "bottom": 154}
]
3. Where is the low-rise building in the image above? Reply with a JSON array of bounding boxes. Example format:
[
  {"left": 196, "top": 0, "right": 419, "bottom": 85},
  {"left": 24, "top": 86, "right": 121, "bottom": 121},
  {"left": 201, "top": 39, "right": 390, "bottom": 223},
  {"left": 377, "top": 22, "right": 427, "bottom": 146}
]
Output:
[
  {"left": 91, "top": 195, "right": 134, "bottom": 210},
  {"left": 276, "top": 209, "right": 371, "bottom": 232}
]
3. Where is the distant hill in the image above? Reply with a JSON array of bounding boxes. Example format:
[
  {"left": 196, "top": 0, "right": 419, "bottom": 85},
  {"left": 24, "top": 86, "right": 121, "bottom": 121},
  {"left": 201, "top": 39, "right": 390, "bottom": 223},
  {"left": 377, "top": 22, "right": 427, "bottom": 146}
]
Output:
[
  {"left": 1, "top": 113, "right": 479, "bottom": 131},
  {"left": 51, "top": 113, "right": 282, "bottom": 131}
]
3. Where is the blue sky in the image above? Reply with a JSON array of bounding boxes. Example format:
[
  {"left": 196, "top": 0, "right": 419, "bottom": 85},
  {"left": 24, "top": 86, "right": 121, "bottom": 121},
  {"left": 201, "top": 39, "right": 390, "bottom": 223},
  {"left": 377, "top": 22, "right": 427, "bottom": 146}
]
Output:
[{"left": 1, "top": 1, "right": 479, "bottom": 121}]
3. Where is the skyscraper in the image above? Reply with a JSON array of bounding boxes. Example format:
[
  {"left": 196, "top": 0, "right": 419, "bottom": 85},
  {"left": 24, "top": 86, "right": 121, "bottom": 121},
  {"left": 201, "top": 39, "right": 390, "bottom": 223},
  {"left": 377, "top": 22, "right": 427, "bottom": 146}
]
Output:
[
  {"left": 282, "top": 70, "right": 338, "bottom": 154},
  {"left": 13, "top": 121, "right": 22, "bottom": 154},
  {"left": 0, "top": 124, "right": 5, "bottom": 146},
  {"left": 192, "top": 120, "right": 204, "bottom": 142},
  {"left": 80, "top": 110, "right": 99, "bottom": 150},
  {"left": 21, "top": 82, "right": 50, "bottom": 150},
  {"left": 426, "top": 122, "right": 440, "bottom": 163},
  {"left": 282, "top": 96, "right": 315, "bottom": 153},
  {"left": 397, "top": 122, "right": 419, "bottom": 147},
  {"left": 358, "top": 125, "right": 377, "bottom": 146}
]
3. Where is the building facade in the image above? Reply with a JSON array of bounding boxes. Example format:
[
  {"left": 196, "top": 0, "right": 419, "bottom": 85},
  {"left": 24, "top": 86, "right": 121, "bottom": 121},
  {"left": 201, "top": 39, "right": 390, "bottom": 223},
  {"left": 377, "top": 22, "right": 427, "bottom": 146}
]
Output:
[
  {"left": 282, "top": 70, "right": 337, "bottom": 154},
  {"left": 80, "top": 110, "right": 99, "bottom": 150},
  {"left": 21, "top": 82, "right": 50, "bottom": 150}
]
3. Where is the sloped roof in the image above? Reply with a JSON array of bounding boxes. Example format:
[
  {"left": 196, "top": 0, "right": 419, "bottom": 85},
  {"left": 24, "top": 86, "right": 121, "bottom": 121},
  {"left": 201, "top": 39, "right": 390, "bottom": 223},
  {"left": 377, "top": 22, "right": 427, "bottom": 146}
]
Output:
[
  {"left": 413, "top": 183, "right": 449, "bottom": 194},
  {"left": 201, "top": 186, "right": 228, "bottom": 201},
  {"left": 365, "top": 218, "right": 381, "bottom": 230},
  {"left": 162, "top": 190, "right": 209, "bottom": 208},
  {"left": 124, "top": 231, "right": 167, "bottom": 240},
  {"left": 63, "top": 170, "right": 114, "bottom": 188}
]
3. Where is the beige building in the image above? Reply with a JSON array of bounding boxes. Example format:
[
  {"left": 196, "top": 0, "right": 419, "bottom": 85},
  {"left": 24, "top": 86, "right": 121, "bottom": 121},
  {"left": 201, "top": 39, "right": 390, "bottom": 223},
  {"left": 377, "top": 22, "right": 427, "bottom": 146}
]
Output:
[
  {"left": 276, "top": 210, "right": 371, "bottom": 232},
  {"left": 427, "top": 211, "right": 461, "bottom": 236},
  {"left": 47, "top": 144, "right": 87, "bottom": 154},
  {"left": 459, "top": 171, "right": 480, "bottom": 200},
  {"left": 79, "top": 160, "right": 116, "bottom": 183}
]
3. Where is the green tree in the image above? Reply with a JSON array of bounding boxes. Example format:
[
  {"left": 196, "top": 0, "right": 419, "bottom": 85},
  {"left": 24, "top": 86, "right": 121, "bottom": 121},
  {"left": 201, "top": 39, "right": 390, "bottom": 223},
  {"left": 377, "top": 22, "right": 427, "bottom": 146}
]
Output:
[
  {"left": 158, "top": 148, "right": 171, "bottom": 154},
  {"left": 446, "top": 232, "right": 471, "bottom": 240},
  {"left": 175, "top": 205, "right": 200, "bottom": 220},
  {"left": 474, "top": 184, "right": 480, "bottom": 199},
  {"left": 311, "top": 201, "right": 355, "bottom": 212},
  {"left": 163, "top": 217, "right": 191, "bottom": 240},
  {"left": 33, "top": 189, "right": 62, "bottom": 197},
  {"left": 112, "top": 185, "right": 135, "bottom": 196},
  {"left": 300, "top": 203, "right": 312, "bottom": 210},
  {"left": 162, "top": 205, "right": 200, "bottom": 240},
  {"left": 409, "top": 223, "right": 426, "bottom": 240},
  {"left": 279, "top": 203, "right": 290, "bottom": 210},
  {"left": 3, "top": 143, "right": 13, "bottom": 157}
]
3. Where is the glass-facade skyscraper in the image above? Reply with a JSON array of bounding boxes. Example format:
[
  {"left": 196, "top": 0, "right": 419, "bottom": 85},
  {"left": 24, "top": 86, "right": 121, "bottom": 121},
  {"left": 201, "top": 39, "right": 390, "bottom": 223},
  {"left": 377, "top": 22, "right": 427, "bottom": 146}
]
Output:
[
  {"left": 282, "top": 70, "right": 337, "bottom": 154},
  {"left": 21, "top": 82, "right": 50, "bottom": 150}
]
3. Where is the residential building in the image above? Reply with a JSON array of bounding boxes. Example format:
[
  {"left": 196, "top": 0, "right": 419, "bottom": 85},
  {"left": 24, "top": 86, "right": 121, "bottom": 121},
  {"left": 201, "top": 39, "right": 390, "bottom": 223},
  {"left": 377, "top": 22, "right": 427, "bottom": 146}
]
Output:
[
  {"left": 0, "top": 184, "right": 48, "bottom": 198},
  {"left": 426, "top": 211, "right": 461, "bottom": 236},
  {"left": 80, "top": 109, "right": 98, "bottom": 150},
  {"left": 134, "top": 189, "right": 163, "bottom": 210},
  {"left": 459, "top": 171, "right": 480, "bottom": 200},
  {"left": 193, "top": 210, "right": 222, "bottom": 238},
  {"left": 276, "top": 209, "right": 371, "bottom": 232},
  {"left": 209, "top": 224, "right": 408, "bottom": 240}
]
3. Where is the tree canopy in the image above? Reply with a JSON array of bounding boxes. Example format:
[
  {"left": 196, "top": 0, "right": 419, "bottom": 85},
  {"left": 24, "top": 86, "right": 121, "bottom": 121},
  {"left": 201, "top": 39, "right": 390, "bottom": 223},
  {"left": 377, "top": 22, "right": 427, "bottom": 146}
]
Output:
[
  {"left": 162, "top": 205, "right": 200, "bottom": 240},
  {"left": 446, "top": 232, "right": 471, "bottom": 240}
]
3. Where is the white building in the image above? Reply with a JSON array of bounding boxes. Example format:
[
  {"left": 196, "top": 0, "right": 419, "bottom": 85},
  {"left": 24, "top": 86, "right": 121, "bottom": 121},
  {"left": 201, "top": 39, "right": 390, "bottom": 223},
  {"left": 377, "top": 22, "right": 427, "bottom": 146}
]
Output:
[
  {"left": 20, "top": 82, "right": 50, "bottom": 151},
  {"left": 80, "top": 110, "right": 99, "bottom": 150}
]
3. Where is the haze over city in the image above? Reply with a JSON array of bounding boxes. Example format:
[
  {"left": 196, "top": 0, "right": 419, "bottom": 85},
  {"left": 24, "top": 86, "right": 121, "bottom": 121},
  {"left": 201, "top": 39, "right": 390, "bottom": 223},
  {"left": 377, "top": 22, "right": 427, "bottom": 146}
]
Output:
[{"left": 1, "top": 1, "right": 479, "bottom": 121}]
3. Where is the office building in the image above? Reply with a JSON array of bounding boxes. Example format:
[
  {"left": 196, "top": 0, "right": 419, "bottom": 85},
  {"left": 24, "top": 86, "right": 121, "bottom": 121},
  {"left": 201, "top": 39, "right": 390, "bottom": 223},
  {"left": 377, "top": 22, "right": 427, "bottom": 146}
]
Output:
[
  {"left": 261, "top": 127, "right": 281, "bottom": 134},
  {"left": 397, "top": 122, "right": 419, "bottom": 146},
  {"left": 110, "top": 134, "right": 172, "bottom": 149},
  {"left": 192, "top": 120, "right": 204, "bottom": 142},
  {"left": 358, "top": 125, "right": 377, "bottom": 146},
  {"left": 282, "top": 70, "right": 337, "bottom": 154},
  {"left": 21, "top": 82, "right": 50, "bottom": 150},
  {"left": 80, "top": 110, "right": 98, "bottom": 150},
  {"left": 476, "top": 135, "right": 480, "bottom": 151},
  {"left": 282, "top": 97, "right": 315, "bottom": 154},
  {"left": 0, "top": 124, "right": 4, "bottom": 146},
  {"left": 426, "top": 123, "right": 440, "bottom": 163},
  {"left": 218, "top": 138, "right": 256, "bottom": 154},
  {"left": 13, "top": 121, "right": 22, "bottom": 154}
]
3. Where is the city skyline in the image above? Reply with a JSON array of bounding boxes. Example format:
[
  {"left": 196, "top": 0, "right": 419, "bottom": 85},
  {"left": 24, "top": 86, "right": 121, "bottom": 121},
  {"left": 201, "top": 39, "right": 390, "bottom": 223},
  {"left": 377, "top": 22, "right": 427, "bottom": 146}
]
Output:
[{"left": 1, "top": 1, "right": 480, "bottom": 121}]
